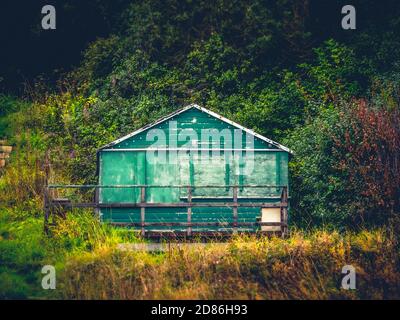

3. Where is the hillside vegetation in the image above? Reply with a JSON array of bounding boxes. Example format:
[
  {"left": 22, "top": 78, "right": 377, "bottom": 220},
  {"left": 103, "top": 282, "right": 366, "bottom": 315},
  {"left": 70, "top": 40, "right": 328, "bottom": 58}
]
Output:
[{"left": 1, "top": 0, "right": 400, "bottom": 299}]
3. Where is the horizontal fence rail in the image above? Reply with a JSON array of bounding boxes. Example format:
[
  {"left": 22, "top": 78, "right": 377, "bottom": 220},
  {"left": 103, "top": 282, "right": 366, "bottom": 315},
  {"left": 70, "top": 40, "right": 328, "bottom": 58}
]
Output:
[
  {"left": 47, "top": 184, "right": 288, "bottom": 189},
  {"left": 110, "top": 222, "right": 287, "bottom": 227},
  {"left": 44, "top": 184, "right": 289, "bottom": 237},
  {"left": 49, "top": 202, "right": 287, "bottom": 208}
]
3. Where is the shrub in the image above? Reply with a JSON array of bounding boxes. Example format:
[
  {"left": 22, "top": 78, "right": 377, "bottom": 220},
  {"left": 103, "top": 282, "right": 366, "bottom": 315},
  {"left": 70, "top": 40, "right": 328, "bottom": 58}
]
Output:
[
  {"left": 332, "top": 100, "right": 400, "bottom": 226},
  {"left": 286, "top": 99, "right": 400, "bottom": 229}
]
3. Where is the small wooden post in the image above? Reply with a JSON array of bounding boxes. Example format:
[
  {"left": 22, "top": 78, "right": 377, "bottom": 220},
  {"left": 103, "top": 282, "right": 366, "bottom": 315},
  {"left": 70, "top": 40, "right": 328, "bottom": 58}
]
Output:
[
  {"left": 233, "top": 186, "right": 238, "bottom": 232},
  {"left": 280, "top": 186, "right": 288, "bottom": 237},
  {"left": 187, "top": 186, "right": 192, "bottom": 237},
  {"left": 140, "top": 186, "right": 146, "bottom": 237},
  {"left": 43, "top": 152, "right": 50, "bottom": 234},
  {"left": 43, "top": 186, "right": 49, "bottom": 234},
  {"left": 94, "top": 186, "right": 100, "bottom": 219}
]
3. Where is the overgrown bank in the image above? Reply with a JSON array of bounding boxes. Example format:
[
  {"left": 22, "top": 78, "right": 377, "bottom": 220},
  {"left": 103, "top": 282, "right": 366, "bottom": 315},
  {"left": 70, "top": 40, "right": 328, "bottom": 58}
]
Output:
[
  {"left": 2, "top": 210, "right": 399, "bottom": 299},
  {"left": 1, "top": 0, "right": 400, "bottom": 299}
]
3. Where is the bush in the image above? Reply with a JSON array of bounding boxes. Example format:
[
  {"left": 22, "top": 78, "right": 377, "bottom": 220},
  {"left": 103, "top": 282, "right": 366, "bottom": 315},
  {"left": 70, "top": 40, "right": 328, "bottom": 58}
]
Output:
[
  {"left": 332, "top": 100, "right": 400, "bottom": 226},
  {"left": 286, "top": 99, "right": 400, "bottom": 229},
  {"left": 284, "top": 106, "right": 349, "bottom": 227}
]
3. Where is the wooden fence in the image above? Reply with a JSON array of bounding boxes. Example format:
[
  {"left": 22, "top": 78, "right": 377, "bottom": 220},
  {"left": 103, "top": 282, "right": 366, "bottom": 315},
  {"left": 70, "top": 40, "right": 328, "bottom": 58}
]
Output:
[{"left": 44, "top": 184, "right": 289, "bottom": 238}]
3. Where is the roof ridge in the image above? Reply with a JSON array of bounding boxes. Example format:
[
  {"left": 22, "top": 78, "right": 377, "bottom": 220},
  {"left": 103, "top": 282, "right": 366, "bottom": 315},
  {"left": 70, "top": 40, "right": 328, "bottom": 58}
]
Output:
[{"left": 98, "top": 104, "right": 293, "bottom": 154}]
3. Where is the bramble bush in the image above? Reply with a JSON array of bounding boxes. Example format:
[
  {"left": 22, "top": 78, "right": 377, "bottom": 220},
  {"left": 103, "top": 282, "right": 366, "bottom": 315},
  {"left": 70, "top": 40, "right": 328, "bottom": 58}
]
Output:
[{"left": 285, "top": 98, "right": 400, "bottom": 229}]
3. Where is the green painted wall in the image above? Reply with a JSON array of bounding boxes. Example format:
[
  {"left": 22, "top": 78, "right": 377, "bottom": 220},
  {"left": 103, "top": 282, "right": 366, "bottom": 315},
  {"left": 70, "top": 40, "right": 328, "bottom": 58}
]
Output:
[{"left": 98, "top": 107, "right": 289, "bottom": 232}]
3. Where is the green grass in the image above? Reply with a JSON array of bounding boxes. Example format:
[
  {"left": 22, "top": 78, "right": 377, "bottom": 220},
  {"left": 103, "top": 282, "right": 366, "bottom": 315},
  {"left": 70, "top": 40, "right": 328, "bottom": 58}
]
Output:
[
  {"left": 0, "top": 212, "right": 56, "bottom": 299},
  {"left": 0, "top": 208, "right": 140, "bottom": 299}
]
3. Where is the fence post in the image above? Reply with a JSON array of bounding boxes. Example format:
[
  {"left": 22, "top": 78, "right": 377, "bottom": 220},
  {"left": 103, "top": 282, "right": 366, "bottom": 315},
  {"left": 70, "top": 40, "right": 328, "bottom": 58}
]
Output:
[
  {"left": 233, "top": 186, "right": 238, "bottom": 233},
  {"left": 280, "top": 186, "right": 288, "bottom": 237},
  {"left": 43, "top": 152, "right": 50, "bottom": 235},
  {"left": 187, "top": 186, "right": 192, "bottom": 237},
  {"left": 43, "top": 186, "right": 50, "bottom": 234},
  {"left": 140, "top": 186, "right": 146, "bottom": 237},
  {"left": 94, "top": 186, "right": 99, "bottom": 219}
]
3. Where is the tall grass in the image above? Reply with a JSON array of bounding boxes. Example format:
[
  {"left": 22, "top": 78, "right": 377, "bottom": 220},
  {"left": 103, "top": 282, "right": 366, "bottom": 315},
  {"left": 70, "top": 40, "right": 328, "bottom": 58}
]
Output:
[{"left": 61, "top": 229, "right": 400, "bottom": 300}]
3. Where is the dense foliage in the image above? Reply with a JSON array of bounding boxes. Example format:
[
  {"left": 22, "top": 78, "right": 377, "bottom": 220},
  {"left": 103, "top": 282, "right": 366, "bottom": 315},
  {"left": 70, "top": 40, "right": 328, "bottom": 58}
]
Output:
[
  {"left": 1, "top": 0, "right": 400, "bottom": 300},
  {"left": 2, "top": 0, "right": 400, "bottom": 228}
]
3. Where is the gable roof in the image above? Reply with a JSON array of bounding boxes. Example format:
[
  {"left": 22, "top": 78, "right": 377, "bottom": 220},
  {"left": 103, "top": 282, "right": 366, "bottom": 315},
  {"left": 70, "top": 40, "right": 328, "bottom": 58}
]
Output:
[{"left": 98, "top": 104, "right": 293, "bottom": 154}]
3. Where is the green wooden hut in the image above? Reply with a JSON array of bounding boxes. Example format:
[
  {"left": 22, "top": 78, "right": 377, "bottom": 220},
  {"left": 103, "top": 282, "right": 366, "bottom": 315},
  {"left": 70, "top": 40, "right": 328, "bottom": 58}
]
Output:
[{"left": 96, "top": 104, "right": 292, "bottom": 237}]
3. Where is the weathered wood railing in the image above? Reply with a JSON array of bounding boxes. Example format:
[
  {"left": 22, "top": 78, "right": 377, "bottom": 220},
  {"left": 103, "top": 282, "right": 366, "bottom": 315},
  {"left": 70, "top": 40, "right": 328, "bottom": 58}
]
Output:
[{"left": 44, "top": 184, "right": 289, "bottom": 237}]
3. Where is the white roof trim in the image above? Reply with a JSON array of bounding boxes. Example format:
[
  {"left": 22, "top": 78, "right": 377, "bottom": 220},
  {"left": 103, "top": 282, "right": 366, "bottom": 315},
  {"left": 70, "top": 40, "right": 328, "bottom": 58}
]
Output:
[
  {"left": 192, "top": 104, "right": 293, "bottom": 153},
  {"left": 98, "top": 103, "right": 293, "bottom": 154},
  {"left": 98, "top": 104, "right": 194, "bottom": 150}
]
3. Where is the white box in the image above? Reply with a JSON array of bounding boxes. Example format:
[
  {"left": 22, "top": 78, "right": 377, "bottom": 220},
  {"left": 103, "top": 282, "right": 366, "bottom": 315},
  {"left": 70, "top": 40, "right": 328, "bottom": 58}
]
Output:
[{"left": 261, "top": 207, "right": 281, "bottom": 232}]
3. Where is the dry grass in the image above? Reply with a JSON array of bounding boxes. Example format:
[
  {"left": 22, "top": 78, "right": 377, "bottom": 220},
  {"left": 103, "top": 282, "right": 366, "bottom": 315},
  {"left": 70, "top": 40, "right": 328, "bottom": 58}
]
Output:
[{"left": 60, "top": 229, "right": 400, "bottom": 300}]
